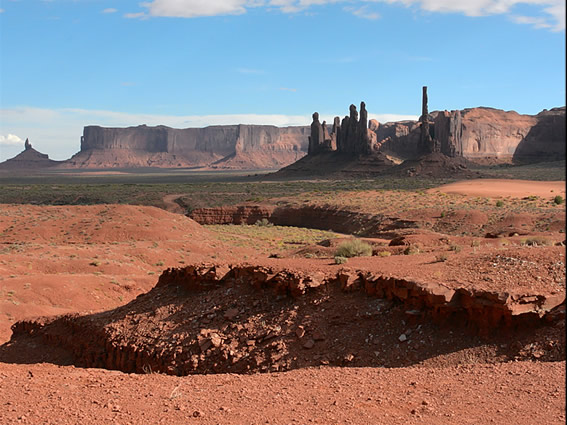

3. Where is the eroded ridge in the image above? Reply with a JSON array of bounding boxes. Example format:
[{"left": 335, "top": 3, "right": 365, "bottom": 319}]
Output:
[{"left": 7, "top": 263, "right": 565, "bottom": 376}]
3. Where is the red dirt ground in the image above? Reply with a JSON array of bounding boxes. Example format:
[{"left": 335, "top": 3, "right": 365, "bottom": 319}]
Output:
[{"left": 0, "top": 178, "right": 565, "bottom": 424}]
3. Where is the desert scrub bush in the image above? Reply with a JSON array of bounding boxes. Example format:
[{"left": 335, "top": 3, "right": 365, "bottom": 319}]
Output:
[
  {"left": 334, "top": 256, "right": 348, "bottom": 264},
  {"left": 403, "top": 244, "right": 420, "bottom": 255},
  {"left": 255, "top": 218, "right": 273, "bottom": 227},
  {"left": 89, "top": 260, "right": 101, "bottom": 267},
  {"left": 334, "top": 239, "right": 373, "bottom": 258},
  {"left": 377, "top": 251, "right": 391, "bottom": 257},
  {"left": 495, "top": 200, "right": 504, "bottom": 207},
  {"left": 449, "top": 244, "right": 462, "bottom": 253},
  {"left": 553, "top": 195, "right": 564, "bottom": 205},
  {"left": 520, "top": 236, "right": 552, "bottom": 246},
  {"left": 436, "top": 253, "right": 449, "bottom": 262}
]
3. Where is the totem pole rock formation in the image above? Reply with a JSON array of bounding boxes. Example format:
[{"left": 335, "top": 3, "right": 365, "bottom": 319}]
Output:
[
  {"left": 24, "top": 138, "right": 32, "bottom": 150},
  {"left": 419, "top": 86, "right": 439, "bottom": 154},
  {"left": 308, "top": 112, "right": 324, "bottom": 155},
  {"left": 308, "top": 102, "right": 372, "bottom": 156}
]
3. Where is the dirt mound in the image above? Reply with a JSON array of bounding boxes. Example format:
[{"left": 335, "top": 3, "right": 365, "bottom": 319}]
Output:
[
  {"left": 0, "top": 204, "right": 207, "bottom": 244},
  {"left": 390, "top": 152, "right": 479, "bottom": 178},
  {"left": 3, "top": 262, "right": 563, "bottom": 376},
  {"left": 272, "top": 151, "right": 395, "bottom": 178}
]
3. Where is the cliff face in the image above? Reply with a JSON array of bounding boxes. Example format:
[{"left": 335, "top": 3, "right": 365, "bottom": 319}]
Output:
[
  {"left": 371, "top": 107, "right": 565, "bottom": 164},
  {"left": 64, "top": 124, "right": 309, "bottom": 169}
]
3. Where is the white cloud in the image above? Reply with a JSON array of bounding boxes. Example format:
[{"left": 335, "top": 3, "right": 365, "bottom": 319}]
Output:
[
  {"left": 125, "top": 0, "right": 565, "bottom": 31},
  {"left": 382, "top": 0, "right": 565, "bottom": 31},
  {"left": 0, "top": 106, "right": 418, "bottom": 161},
  {"left": 0, "top": 134, "right": 23, "bottom": 146},
  {"left": 0, "top": 9, "right": 5, "bottom": 13},
  {"left": 279, "top": 87, "right": 298, "bottom": 92},
  {"left": 344, "top": 5, "right": 381, "bottom": 20},
  {"left": 102, "top": 8, "right": 118, "bottom": 14}
]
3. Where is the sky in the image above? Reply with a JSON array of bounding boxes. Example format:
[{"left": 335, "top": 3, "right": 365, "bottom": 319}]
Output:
[{"left": 0, "top": 0, "right": 565, "bottom": 161}]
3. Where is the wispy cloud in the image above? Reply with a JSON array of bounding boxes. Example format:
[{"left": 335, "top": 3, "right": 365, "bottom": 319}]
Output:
[
  {"left": 236, "top": 67, "right": 265, "bottom": 75},
  {"left": 123, "top": 0, "right": 565, "bottom": 31},
  {"left": 120, "top": 81, "right": 136, "bottom": 87},
  {"left": 102, "top": 8, "right": 118, "bottom": 14},
  {"left": 344, "top": 5, "right": 380, "bottom": 20},
  {"left": 279, "top": 87, "right": 297, "bottom": 92},
  {"left": 0, "top": 9, "right": 5, "bottom": 14}
]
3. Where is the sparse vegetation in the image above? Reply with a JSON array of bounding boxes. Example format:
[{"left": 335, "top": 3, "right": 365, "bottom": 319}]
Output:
[
  {"left": 403, "top": 245, "right": 420, "bottom": 255},
  {"left": 520, "top": 237, "right": 552, "bottom": 247},
  {"left": 495, "top": 200, "right": 504, "bottom": 207},
  {"left": 553, "top": 195, "right": 564, "bottom": 205},
  {"left": 334, "top": 239, "right": 373, "bottom": 258},
  {"left": 377, "top": 251, "right": 391, "bottom": 257},
  {"left": 255, "top": 218, "right": 273, "bottom": 227},
  {"left": 334, "top": 256, "right": 348, "bottom": 265}
]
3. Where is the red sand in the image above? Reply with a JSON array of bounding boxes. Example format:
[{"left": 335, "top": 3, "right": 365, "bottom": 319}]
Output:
[{"left": 429, "top": 179, "right": 565, "bottom": 198}]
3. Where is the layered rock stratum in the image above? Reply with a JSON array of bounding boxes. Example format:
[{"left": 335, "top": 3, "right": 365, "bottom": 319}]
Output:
[{"left": 60, "top": 124, "right": 308, "bottom": 169}]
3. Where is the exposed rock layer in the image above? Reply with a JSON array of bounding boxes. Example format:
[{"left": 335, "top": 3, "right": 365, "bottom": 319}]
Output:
[
  {"left": 9, "top": 263, "right": 564, "bottom": 376},
  {"left": 62, "top": 124, "right": 309, "bottom": 169}
]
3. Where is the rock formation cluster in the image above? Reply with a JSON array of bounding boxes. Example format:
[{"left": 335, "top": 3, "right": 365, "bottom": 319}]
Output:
[
  {"left": 306, "top": 90, "right": 565, "bottom": 164},
  {"left": 309, "top": 102, "right": 373, "bottom": 156}
]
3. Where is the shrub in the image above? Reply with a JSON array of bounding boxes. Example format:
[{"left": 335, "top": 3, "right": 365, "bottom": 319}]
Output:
[
  {"left": 334, "top": 256, "right": 348, "bottom": 265},
  {"left": 377, "top": 251, "right": 391, "bottom": 257},
  {"left": 255, "top": 218, "right": 273, "bottom": 227},
  {"left": 449, "top": 244, "right": 462, "bottom": 253},
  {"left": 553, "top": 195, "right": 564, "bottom": 205},
  {"left": 495, "top": 200, "right": 504, "bottom": 207},
  {"left": 436, "top": 253, "right": 448, "bottom": 262},
  {"left": 403, "top": 245, "right": 420, "bottom": 255},
  {"left": 334, "top": 239, "right": 373, "bottom": 258},
  {"left": 520, "top": 237, "right": 552, "bottom": 247}
]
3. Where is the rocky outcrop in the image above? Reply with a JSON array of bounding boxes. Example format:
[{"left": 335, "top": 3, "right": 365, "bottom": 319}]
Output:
[
  {"left": 8, "top": 263, "right": 564, "bottom": 375},
  {"left": 309, "top": 102, "right": 372, "bottom": 157},
  {"left": 60, "top": 124, "right": 309, "bottom": 169},
  {"left": 370, "top": 106, "right": 565, "bottom": 164},
  {"left": 513, "top": 107, "right": 566, "bottom": 163},
  {"left": 0, "top": 139, "right": 61, "bottom": 170}
]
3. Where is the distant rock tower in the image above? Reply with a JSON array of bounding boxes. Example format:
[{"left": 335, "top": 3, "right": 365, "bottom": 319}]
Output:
[
  {"left": 419, "top": 86, "right": 440, "bottom": 154},
  {"left": 24, "top": 138, "right": 32, "bottom": 150}
]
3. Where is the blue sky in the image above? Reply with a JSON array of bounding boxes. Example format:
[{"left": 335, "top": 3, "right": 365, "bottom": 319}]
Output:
[{"left": 0, "top": 0, "right": 565, "bottom": 160}]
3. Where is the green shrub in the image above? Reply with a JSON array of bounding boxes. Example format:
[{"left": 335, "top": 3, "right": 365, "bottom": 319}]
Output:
[
  {"left": 449, "top": 244, "right": 462, "bottom": 252},
  {"left": 553, "top": 195, "right": 564, "bottom": 205},
  {"left": 255, "top": 218, "right": 273, "bottom": 227},
  {"left": 377, "top": 251, "right": 391, "bottom": 257},
  {"left": 334, "top": 256, "right": 348, "bottom": 264},
  {"left": 334, "top": 239, "right": 373, "bottom": 258},
  {"left": 436, "top": 253, "right": 448, "bottom": 262},
  {"left": 495, "top": 200, "right": 504, "bottom": 207}
]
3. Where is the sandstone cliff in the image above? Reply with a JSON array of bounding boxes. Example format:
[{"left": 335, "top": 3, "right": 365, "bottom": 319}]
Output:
[
  {"left": 61, "top": 124, "right": 308, "bottom": 169},
  {"left": 371, "top": 107, "right": 565, "bottom": 164}
]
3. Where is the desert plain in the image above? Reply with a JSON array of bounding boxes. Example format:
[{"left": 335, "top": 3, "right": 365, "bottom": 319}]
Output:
[{"left": 0, "top": 165, "right": 565, "bottom": 424}]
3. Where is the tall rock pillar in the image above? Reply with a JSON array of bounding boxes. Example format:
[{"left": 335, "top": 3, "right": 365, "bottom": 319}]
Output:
[{"left": 308, "top": 112, "right": 324, "bottom": 155}]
